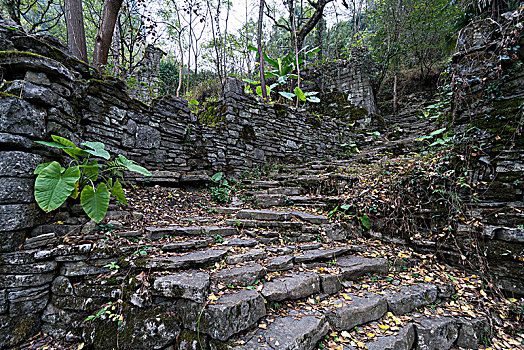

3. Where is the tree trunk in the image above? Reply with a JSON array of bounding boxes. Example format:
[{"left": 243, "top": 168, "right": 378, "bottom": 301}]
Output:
[
  {"left": 257, "top": 0, "right": 267, "bottom": 100},
  {"left": 93, "top": 0, "right": 123, "bottom": 69},
  {"left": 177, "top": 32, "right": 184, "bottom": 97},
  {"left": 393, "top": 73, "right": 398, "bottom": 113},
  {"left": 65, "top": 0, "right": 88, "bottom": 62},
  {"left": 111, "top": 20, "right": 120, "bottom": 75}
]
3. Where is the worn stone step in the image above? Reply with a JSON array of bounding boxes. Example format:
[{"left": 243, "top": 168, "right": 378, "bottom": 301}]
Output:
[
  {"left": 225, "top": 248, "right": 267, "bottom": 265},
  {"left": 242, "top": 180, "right": 281, "bottom": 188},
  {"left": 225, "top": 238, "right": 258, "bottom": 247},
  {"left": 288, "top": 195, "right": 342, "bottom": 204},
  {"left": 176, "top": 289, "right": 266, "bottom": 341},
  {"left": 237, "top": 311, "right": 329, "bottom": 350},
  {"left": 152, "top": 271, "right": 210, "bottom": 303},
  {"left": 267, "top": 186, "right": 302, "bottom": 195},
  {"left": 266, "top": 255, "right": 294, "bottom": 272},
  {"left": 262, "top": 272, "right": 320, "bottom": 302},
  {"left": 336, "top": 255, "right": 388, "bottom": 280},
  {"left": 211, "top": 207, "right": 243, "bottom": 215},
  {"left": 415, "top": 317, "right": 458, "bottom": 350},
  {"left": 385, "top": 283, "right": 438, "bottom": 315},
  {"left": 161, "top": 238, "right": 214, "bottom": 252},
  {"left": 291, "top": 211, "right": 329, "bottom": 224},
  {"left": 145, "top": 225, "right": 237, "bottom": 239},
  {"left": 146, "top": 249, "right": 228, "bottom": 270},
  {"left": 212, "top": 263, "right": 266, "bottom": 287},
  {"left": 225, "top": 219, "right": 302, "bottom": 231},
  {"left": 294, "top": 247, "right": 350, "bottom": 263},
  {"left": 236, "top": 209, "right": 291, "bottom": 221},
  {"left": 253, "top": 194, "right": 287, "bottom": 207},
  {"left": 365, "top": 324, "right": 415, "bottom": 350},
  {"left": 325, "top": 292, "right": 387, "bottom": 331}
]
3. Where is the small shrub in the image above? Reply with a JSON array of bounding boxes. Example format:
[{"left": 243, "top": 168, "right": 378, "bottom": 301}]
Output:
[{"left": 34, "top": 135, "right": 151, "bottom": 223}]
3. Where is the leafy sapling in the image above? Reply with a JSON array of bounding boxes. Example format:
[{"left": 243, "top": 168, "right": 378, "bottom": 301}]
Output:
[{"left": 34, "top": 135, "right": 151, "bottom": 223}]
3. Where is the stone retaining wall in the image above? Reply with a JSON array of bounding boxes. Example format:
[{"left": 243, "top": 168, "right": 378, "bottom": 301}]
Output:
[{"left": 0, "top": 19, "right": 358, "bottom": 252}]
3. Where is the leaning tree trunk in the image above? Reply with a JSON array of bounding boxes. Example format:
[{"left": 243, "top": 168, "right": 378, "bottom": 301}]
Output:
[
  {"left": 65, "top": 0, "right": 88, "bottom": 62},
  {"left": 93, "top": 0, "right": 123, "bottom": 70}
]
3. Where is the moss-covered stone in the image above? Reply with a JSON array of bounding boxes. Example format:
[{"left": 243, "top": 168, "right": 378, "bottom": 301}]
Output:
[
  {"left": 198, "top": 102, "right": 227, "bottom": 126},
  {"left": 0, "top": 314, "right": 41, "bottom": 348},
  {"left": 82, "top": 304, "right": 180, "bottom": 349}
]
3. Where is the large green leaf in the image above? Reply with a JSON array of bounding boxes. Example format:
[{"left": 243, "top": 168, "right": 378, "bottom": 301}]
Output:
[
  {"left": 116, "top": 155, "right": 152, "bottom": 176},
  {"left": 34, "top": 162, "right": 80, "bottom": 212},
  {"left": 360, "top": 214, "right": 371, "bottom": 230},
  {"left": 51, "top": 135, "right": 89, "bottom": 159},
  {"left": 279, "top": 91, "right": 295, "bottom": 100},
  {"left": 81, "top": 141, "right": 110, "bottom": 160},
  {"left": 294, "top": 87, "right": 306, "bottom": 102},
  {"left": 84, "top": 159, "right": 99, "bottom": 182},
  {"left": 306, "top": 96, "right": 321, "bottom": 103},
  {"left": 81, "top": 183, "right": 110, "bottom": 223},
  {"left": 111, "top": 179, "right": 128, "bottom": 206},
  {"left": 34, "top": 162, "right": 53, "bottom": 175},
  {"left": 263, "top": 52, "right": 279, "bottom": 71}
]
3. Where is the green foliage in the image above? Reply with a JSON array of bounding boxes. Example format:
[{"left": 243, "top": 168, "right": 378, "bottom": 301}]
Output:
[
  {"left": 208, "top": 172, "right": 234, "bottom": 204},
  {"left": 245, "top": 45, "right": 321, "bottom": 104},
  {"left": 34, "top": 136, "right": 151, "bottom": 223}
]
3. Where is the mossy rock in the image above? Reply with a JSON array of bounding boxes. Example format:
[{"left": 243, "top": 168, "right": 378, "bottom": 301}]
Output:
[
  {"left": 0, "top": 314, "right": 41, "bottom": 348},
  {"left": 82, "top": 304, "right": 180, "bottom": 349},
  {"left": 198, "top": 102, "right": 227, "bottom": 126}
]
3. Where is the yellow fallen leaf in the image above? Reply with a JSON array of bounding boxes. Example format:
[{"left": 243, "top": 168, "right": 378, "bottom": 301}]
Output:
[
  {"left": 342, "top": 294, "right": 352, "bottom": 301},
  {"left": 208, "top": 294, "right": 218, "bottom": 301}
]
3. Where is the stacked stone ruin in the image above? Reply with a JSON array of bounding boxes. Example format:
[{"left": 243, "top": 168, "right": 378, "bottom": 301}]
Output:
[{"left": 0, "top": 12, "right": 523, "bottom": 350}]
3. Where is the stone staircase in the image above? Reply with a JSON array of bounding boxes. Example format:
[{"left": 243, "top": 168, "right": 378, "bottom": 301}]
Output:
[
  {"left": 5, "top": 109, "right": 499, "bottom": 350},
  {"left": 7, "top": 183, "right": 493, "bottom": 350}
]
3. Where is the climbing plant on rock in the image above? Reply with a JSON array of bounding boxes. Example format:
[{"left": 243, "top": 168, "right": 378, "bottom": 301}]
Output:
[{"left": 34, "top": 135, "right": 151, "bottom": 223}]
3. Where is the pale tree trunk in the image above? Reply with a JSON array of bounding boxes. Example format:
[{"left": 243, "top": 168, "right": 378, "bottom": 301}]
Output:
[
  {"left": 111, "top": 20, "right": 120, "bottom": 75},
  {"left": 257, "top": 0, "right": 267, "bottom": 100},
  {"left": 393, "top": 73, "right": 398, "bottom": 113},
  {"left": 177, "top": 34, "right": 184, "bottom": 97},
  {"left": 93, "top": 0, "right": 123, "bottom": 69},
  {"left": 176, "top": 9, "right": 184, "bottom": 97},
  {"left": 289, "top": 0, "right": 301, "bottom": 107},
  {"left": 65, "top": 0, "right": 88, "bottom": 62}
]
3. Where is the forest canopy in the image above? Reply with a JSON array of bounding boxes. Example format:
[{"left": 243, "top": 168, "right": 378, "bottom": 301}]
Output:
[{"left": 0, "top": 0, "right": 521, "bottom": 101}]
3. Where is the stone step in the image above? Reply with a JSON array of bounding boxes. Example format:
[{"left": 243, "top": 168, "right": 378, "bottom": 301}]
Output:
[
  {"left": 236, "top": 311, "right": 329, "bottom": 350},
  {"left": 152, "top": 271, "right": 210, "bottom": 303},
  {"left": 290, "top": 211, "right": 329, "bottom": 224},
  {"left": 242, "top": 180, "right": 281, "bottom": 188},
  {"left": 177, "top": 289, "right": 266, "bottom": 341},
  {"left": 211, "top": 207, "right": 243, "bottom": 215},
  {"left": 236, "top": 209, "right": 292, "bottom": 221},
  {"left": 144, "top": 225, "right": 237, "bottom": 239},
  {"left": 252, "top": 194, "right": 287, "bottom": 207},
  {"left": 145, "top": 249, "right": 229, "bottom": 270},
  {"left": 385, "top": 283, "right": 438, "bottom": 315},
  {"left": 336, "top": 255, "right": 389, "bottom": 280},
  {"left": 161, "top": 238, "right": 214, "bottom": 252},
  {"left": 267, "top": 186, "right": 303, "bottom": 195},
  {"left": 225, "top": 219, "right": 302, "bottom": 231},
  {"left": 294, "top": 247, "right": 350, "bottom": 263},
  {"left": 225, "top": 248, "right": 267, "bottom": 264},
  {"left": 326, "top": 292, "right": 388, "bottom": 331},
  {"left": 212, "top": 263, "right": 266, "bottom": 287},
  {"left": 365, "top": 324, "right": 416, "bottom": 350},
  {"left": 262, "top": 272, "right": 320, "bottom": 302}
]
